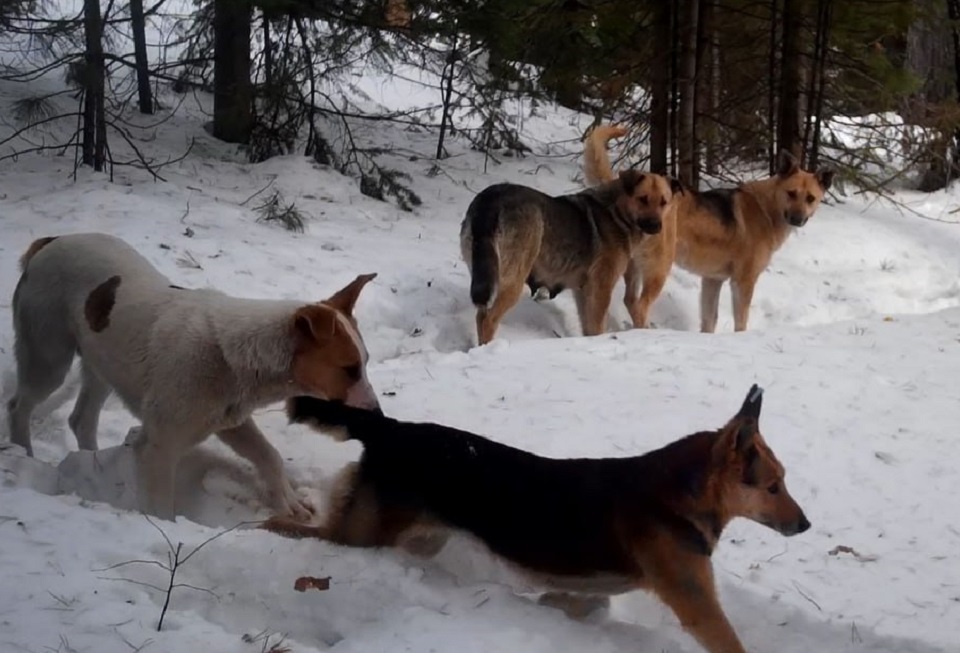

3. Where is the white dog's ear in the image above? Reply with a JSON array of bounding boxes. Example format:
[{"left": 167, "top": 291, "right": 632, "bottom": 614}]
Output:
[
  {"left": 324, "top": 273, "right": 377, "bottom": 315},
  {"left": 294, "top": 304, "right": 338, "bottom": 343}
]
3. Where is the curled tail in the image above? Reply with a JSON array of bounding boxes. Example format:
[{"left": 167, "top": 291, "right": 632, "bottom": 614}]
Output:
[
  {"left": 583, "top": 124, "right": 628, "bottom": 186},
  {"left": 466, "top": 193, "right": 501, "bottom": 308},
  {"left": 287, "top": 397, "right": 388, "bottom": 443}
]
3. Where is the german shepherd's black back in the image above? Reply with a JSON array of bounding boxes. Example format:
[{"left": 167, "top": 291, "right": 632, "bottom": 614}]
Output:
[{"left": 288, "top": 397, "right": 722, "bottom": 576}]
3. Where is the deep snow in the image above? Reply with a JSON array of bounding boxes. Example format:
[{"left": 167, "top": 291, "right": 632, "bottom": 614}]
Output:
[{"left": 1, "top": 22, "right": 960, "bottom": 653}]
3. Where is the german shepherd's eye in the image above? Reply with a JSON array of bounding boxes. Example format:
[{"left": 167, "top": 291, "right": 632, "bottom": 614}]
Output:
[
  {"left": 805, "top": 194, "right": 815, "bottom": 204},
  {"left": 639, "top": 196, "right": 649, "bottom": 206},
  {"left": 344, "top": 364, "right": 362, "bottom": 381},
  {"left": 787, "top": 190, "right": 798, "bottom": 200},
  {"left": 767, "top": 482, "right": 780, "bottom": 495},
  {"left": 659, "top": 198, "right": 667, "bottom": 208}
]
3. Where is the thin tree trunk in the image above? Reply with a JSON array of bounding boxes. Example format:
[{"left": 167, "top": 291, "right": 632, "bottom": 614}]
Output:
[
  {"left": 808, "top": 0, "right": 832, "bottom": 169},
  {"left": 82, "top": 0, "right": 106, "bottom": 171},
  {"left": 678, "top": 0, "right": 700, "bottom": 187},
  {"left": 669, "top": 1, "right": 679, "bottom": 177},
  {"left": 213, "top": 0, "right": 252, "bottom": 144},
  {"left": 436, "top": 31, "right": 458, "bottom": 160},
  {"left": 130, "top": 0, "right": 153, "bottom": 114},
  {"left": 947, "top": 0, "right": 960, "bottom": 185},
  {"left": 649, "top": 0, "right": 671, "bottom": 175},
  {"left": 767, "top": 0, "right": 779, "bottom": 173},
  {"left": 698, "top": 0, "right": 719, "bottom": 175},
  {"left": 778, "top": 0, "right": 803, "bottom": 161}
]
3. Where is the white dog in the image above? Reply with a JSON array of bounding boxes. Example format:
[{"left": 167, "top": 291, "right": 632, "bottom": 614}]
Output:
[{"left": 7, "top": 233, "right": 381, "bottom": 520}]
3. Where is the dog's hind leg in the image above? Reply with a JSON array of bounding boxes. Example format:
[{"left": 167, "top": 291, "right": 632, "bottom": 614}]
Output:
[
  {"left": 7, "top": 333, "right": 75, "bottom": 457},
  {"left": 135, "top": 427, "right": 184, "bottom": 520},
  {"left": 67, "top": 362, "right": 111, "bottom": 450},
  {"left": 216, "top": 419, "right": 315, "bottom": 520},
  {"left": 699, "top": 277, "right": 724, "bottom": 333},
  {"left": 477, "top": 280, "right": 525, "bottom": 345}
]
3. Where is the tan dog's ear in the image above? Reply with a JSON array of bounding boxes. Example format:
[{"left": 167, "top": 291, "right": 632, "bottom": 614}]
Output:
[
  {"left": 777, "top": 150, "right": 800, "bottom": 177},
  {"left": 816, "top": 168, "right": 835, "bottom": 191},
  {"left": 294, "top": 304, "right": 338, "bottom": 343},
  {"left": 619, "top": 169, "right": 644, "bottom": 194},
  {"left": 324, "top": 273, "right": 378, "bottom": 315},
  {"left": 668, "top": 176, "right": 685, "bottom": 195}
]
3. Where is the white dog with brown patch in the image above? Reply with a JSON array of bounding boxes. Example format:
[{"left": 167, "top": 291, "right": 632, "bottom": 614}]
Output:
[{"left": 6, "top": 233, "right": 381, "bottom": 520}]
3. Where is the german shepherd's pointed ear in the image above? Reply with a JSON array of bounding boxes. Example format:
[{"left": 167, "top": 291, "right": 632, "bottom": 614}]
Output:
[
  {"left": 816, "top": 167, "right": 835, "bottom": 191},
  {"left": 324, "top": 273, "right": 377, "bottom": 315},
  {"left": 777, "top": 150, "right": 801, "bottom": 177},
  {"left": 733, "top": 384, "right": 763, "bottom": 451},
  {"left": 619, "top": 169, "right": 645, "bottom": 194},
  {"left": 738, "top": 384, "right": 763, "bottom": 420},
  {"left": 668, "top": 176, "right": 685, "bottom": 196}
]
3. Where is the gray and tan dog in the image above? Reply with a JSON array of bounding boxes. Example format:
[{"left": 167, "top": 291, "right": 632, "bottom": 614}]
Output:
[
  {"left": 7, "top": 233, "right": 380, "bottom": 520},
  {"left": 460, "top": 172, "right": 681, "bottom": 345}
]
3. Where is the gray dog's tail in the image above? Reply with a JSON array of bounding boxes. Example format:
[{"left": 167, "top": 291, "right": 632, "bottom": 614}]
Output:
[{"left": 467, "top": 194, "right": 500, "bottom": 308}]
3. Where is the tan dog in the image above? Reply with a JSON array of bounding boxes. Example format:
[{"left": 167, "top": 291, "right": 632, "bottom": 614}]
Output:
[
  {"left": 584, "top": 125, "right": 835, "bottom": 332},
  {"left": 264, "top": 385, "right": 809, "bottom": 653},
  {"left": 7, "top": 233, "right": 381, "bottom": 520},
  {"left": 460, "top": 171, "right": 681, "bottom": 345}
]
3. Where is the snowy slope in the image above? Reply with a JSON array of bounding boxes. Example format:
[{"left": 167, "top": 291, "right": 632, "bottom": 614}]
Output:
[{"left": 2, "top": 46, "right": 960, "bottom": 653}]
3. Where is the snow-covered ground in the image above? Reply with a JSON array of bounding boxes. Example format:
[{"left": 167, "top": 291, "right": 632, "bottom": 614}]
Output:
[{"left": 2, "top": 35, "right": 960, "bottom": 653}]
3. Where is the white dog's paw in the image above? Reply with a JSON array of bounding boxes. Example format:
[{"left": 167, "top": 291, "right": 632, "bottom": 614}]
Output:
[{"left": 275, "top": 482, "right": 315, "bottom": 521}]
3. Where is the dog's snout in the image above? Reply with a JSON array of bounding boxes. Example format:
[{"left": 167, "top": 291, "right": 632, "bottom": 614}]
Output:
[
  {"left": 778, "top": 512, "right": 811, "bottom": 536},
  {"left": 345, "top": 380, "right": 382, "bottom": 413},
  {"left": 786, "top": 212, "right": 807, "bottom": 227},
  {"left": 639, "top": 218, "right": 662, "bottom": 235}
]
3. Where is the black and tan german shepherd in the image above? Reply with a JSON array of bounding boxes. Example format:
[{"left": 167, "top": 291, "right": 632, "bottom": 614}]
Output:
[{"left": 264, "top": 385, "right": 810, "bottom": 653}]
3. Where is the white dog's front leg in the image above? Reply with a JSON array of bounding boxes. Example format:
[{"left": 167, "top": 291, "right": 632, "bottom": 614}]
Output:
[{"left": 216, "top": 419, "right": 314, "bottom": 520}]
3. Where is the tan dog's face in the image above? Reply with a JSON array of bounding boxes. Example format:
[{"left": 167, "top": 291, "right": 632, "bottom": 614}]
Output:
[
  {"left": 616, "top": 170, "right": 683, "bottom": 235},
  {"left": 774, "top": 151, "right": 835, "bottom": 227},
  {"left": 715, "top": 387, "right": 810, "bottom": 537},
  {"left": 290, "top": 273, "right": 381, "bottom": 413}
]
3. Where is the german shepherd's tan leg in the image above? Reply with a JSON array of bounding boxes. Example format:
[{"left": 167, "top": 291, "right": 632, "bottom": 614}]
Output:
[
  {"left": 699, "top": 277, "right": 725, "bottom": 333},
  {"left": 646, "top": 554, "right": 748, "bottom": 653},
  {"left": 578, "top": 261, "right": 622, "bottom": 336},
  {"left": 477, "top": 280, "right": 526, "bottom": 345},
  {"left": 627, "top": 260, "right": 669, "bottom": 329},
  {"left": 730, "top": 273, "right": 758, "bottom": 332},
  {"left": 623, "top": 259, "right": 644, "bottom": 327}
]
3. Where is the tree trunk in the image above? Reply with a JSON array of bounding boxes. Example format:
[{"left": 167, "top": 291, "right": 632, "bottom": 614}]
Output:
[
  {"left": 807, "top": 0, "right": 832, "bottom": 169},
  {"left": 213, "top": 0, "right": 252, "bottom": 144},
  {"left": 649, "top": 0, "right": 671, "bottom": 175},
  {"left": 130, "top": 0, "right": 153, "bottom": 114},
  {"left": 436, "top": 32, "right": 458, "bottom": 160},
  {"left": 82, "top": 0, "right": 106, "bottom": 171},
  {"left": 767, "top": 0, "right": 780, "bottom": 173},
  {"left": 678, "top": 0, "right": 700, "bottom": 187},
  {"left": 904, "top": 0, "right": 955, "bottom": 190},
  {"left": 669, "top": 1, "right": 679, "bottom": 177},
  {"left": 777, "top": 0, "right": 803, "bottom": 161},
  {"left": 698, "top": 0, "right": 719, "bottom": 175}
]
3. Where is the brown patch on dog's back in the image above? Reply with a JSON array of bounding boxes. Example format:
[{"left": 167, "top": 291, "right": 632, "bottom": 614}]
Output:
[
  {"left": 19, "top": 236, "right": 58, "bottom": 271},
  {"left": 85, "top": 275, "right": 122, "bottom": 332}
]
